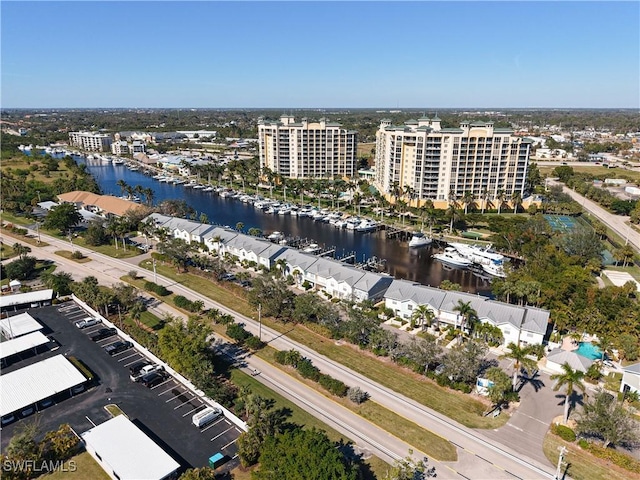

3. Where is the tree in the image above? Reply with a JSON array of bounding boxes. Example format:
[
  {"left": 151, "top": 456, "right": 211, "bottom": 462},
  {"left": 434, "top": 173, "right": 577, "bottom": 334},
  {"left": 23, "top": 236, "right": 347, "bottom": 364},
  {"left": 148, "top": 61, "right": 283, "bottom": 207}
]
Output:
[
  {"left": 452, "top": 300, "right": 478, "bottom": 337},
  {"left": 178, "top": 468, "right": 217, "bottom": 480},
  {"left": 382, "top": 455, "right": 430, "bottom": 480},
  {"left": 253, "top": 428, "right": 359, "bottom": 480},
  {"left": 84, "top": 219, "right": 108, "bottom": 246},
  {"left": 551, "top": 362, "right": 586, "bottom": 424},
  {"left": 411, "top": 304, "right": 436, "bottom": 331},
  {"left": 247, "top": 274, "right": 294, "bottom": 321},
  {"left": 442, "top": 341, "right": 488, "bottom": 385},
  {"left": 41, "top": 271, "right": 73, "bottom": 296},
  {"left": 576, "top": 388, "right": 640, "bottom": 448},
  {"left": 485, "top": 367, "right": 513, "bottom": 407},
  {"left": 500, "top": 342, "right": 538, "bottom": 389},
  {"left": 12, "top": 243, "right": 31, "bottom": 260},
  {"left": 511, "top": 191, "right": 522, "bottom": 214},
  {"left": 43, "top": 203, "right": 82, "bottom": 234},
  {"left": 462, "top": 190, "right": 474, "bottom": 215},
  {"left": 5, "top": 256, "right": 37, "bottom": 280},
  {"left": 235, "top": 221, "right": 244, "bottom": 232},
  {"left": 42, "top": 424, "right": 79, "bottom": 460},
  {"left": 496, "top": 190, "right": 506, "bottom": 215},
  {"left": 157, "top": 238, "right": 194, "bottom": 272}
]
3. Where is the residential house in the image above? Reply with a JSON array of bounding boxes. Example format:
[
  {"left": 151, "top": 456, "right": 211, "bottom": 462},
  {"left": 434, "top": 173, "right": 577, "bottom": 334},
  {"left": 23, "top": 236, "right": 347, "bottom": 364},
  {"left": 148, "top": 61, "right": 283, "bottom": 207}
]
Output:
[{"left": 621, "top": 362, "right": 640, "bottom": 395}]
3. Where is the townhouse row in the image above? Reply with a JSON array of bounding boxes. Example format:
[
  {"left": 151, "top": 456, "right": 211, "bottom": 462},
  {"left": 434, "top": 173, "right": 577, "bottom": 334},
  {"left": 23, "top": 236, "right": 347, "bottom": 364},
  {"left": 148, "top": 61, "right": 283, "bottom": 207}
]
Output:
[{"left": 145, "top": 214, "right": 549, "bottom": 346}]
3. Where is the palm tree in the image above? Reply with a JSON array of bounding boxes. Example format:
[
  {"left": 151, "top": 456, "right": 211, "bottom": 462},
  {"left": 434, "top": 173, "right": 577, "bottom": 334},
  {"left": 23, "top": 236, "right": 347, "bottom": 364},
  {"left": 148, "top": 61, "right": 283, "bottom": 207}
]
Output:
[
  {"left": 143, "top": 187, "right": 155, "bottom": 207},
  {"left": 353, "top": 192, "right": 362, "bottom": 216},
  {"left": 551, "top": 362, "right": 586, "bottom": 424},
  {"left": 480, "top": 188, "right": 491, "bottom": 214},
  {"left": 511, "top": 191, "right": 522, "bottom": 214},
  {"left": 12, "top": 243, "right": 31, "bottom": 260},
  {"left": 275, "top": 258, "right": 288, "bottom": 279},
  {"left": 116, "top": 180, "right": 128, "bottom": 197},
  {"left": 419, "top": 199, "right": 434, "bottom": 232},
  {"left": 411, "top": 305, "right": 436, "bottom": 331},
  {"left": 452, "top": 300, "right": 478, "bottom": 338},
  {"left": 403, "top": 185, "right": 415, "bottom": 208},
  {"left": 594, "top": 335, "right": 613, "bottom": 363},
  {"left": 462, "top": 190, "right": 474, "bottom": 215},
  {"left": 500, "top": 342, "right": 538, "bottom": 389},
  {"left": 496, "top": 190, "right": 506, "bottom": 215},
  {"left": 447, "top": 203, "right": 460, "bottom": 233}
]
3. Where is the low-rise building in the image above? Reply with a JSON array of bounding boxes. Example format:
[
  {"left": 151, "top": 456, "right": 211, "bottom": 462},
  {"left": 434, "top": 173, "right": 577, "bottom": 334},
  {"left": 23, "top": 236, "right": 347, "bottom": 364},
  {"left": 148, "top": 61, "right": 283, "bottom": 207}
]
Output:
[
  {"left": 57, "top": 191, "right": 145, "bottom": 218},
  {"left": 621, "top": 362, "right": 640, "bottom": 395},
  {"left": 383, "top": 280, "right": 549, "bottom": 346}
]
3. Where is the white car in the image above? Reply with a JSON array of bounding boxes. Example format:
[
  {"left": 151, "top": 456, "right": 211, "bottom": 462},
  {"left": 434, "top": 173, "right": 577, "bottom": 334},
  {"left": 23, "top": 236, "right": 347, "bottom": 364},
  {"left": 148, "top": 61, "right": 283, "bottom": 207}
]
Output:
[{"left": 75, "top": 317, "right": 101, "bottom": 329}]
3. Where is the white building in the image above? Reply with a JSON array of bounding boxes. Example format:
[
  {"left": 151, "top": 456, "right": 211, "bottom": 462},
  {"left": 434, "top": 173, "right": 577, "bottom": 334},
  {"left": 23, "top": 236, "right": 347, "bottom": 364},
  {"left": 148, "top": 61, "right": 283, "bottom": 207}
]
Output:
[
  {"left": 69, "top": 131, "right": 113, "bottom": 152},
  {"left": 258, "top": 115, "right": 357, "bottom": 179},
  {"left": 81, "top": 415, "right": 180, "bottom": 480},
  {"left": 383, "top": 280, "right": 549, "bottom": 346},
  {"left": 374, "top": 117, "right": 532, "bottom": 208},
  {"left": 621, "top": 362, "right": 640, "bottom": 395}
]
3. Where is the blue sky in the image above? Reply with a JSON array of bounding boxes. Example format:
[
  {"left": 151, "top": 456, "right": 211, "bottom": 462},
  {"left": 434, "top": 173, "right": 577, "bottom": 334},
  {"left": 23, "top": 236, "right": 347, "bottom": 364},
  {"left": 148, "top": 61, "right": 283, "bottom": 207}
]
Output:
[{"left": 2, "top": 1, "right": 638, "bottom": 108}]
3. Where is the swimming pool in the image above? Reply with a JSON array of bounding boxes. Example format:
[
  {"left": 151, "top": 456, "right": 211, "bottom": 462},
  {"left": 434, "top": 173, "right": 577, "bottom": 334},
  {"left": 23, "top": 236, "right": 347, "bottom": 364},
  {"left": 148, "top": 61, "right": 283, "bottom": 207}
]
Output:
[{"left": 576, "top": 342, "right": 602, "bottom": 361}]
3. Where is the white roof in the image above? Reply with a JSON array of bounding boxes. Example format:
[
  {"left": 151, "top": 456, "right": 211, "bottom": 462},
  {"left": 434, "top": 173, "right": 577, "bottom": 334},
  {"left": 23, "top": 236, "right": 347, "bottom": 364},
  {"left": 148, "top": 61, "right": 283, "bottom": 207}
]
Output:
[
  {"left": 0, "top": 331, "right": 50, "bottom": 361},
  {"left": 0, "top": 354, "right": 86, "bottom": 416},
  {"left": 81, "top": 415, "right": 180, "bottom": 480},
  {"left": 0, "top": 312, "right": 43, "bottom": 339},
  {"left": 0, "top": 289, "right": 54, "bottom": 310}
]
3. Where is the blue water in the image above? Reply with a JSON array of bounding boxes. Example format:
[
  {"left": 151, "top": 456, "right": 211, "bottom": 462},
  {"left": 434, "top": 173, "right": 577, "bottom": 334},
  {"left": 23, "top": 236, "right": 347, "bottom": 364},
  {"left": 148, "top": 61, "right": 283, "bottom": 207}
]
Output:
[
  {"left": 76, "top": 157, "right": 493, "bottom": 295},
  {"left": 576, "top": 342, "right": 602, "bottom": 361}
]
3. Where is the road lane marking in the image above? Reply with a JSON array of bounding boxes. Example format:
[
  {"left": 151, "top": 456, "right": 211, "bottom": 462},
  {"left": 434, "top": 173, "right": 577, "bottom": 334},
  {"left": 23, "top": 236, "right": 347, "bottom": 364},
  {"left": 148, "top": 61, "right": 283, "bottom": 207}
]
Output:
[{"left": 220, "top": 438, "right": 238, "bottom": 450}]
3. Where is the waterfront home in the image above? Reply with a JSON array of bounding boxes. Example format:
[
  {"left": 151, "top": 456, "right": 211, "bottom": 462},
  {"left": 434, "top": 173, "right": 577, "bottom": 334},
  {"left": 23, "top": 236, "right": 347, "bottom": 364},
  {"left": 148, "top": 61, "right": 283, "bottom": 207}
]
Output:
[
  {"left": 546, "top": 349, "right": 593, "bottom": 374},
  {"left": 621, "top": 362, "right": 640, "bottom": 395},
  {"left": 384, "top": 280, "right": 549, "bottom": 346},
  {"left": 222, "top": 235, "right": 287, "bottom": 270},
  {"left": 57, "top": 191, "right": 145, "bottom": 218}
]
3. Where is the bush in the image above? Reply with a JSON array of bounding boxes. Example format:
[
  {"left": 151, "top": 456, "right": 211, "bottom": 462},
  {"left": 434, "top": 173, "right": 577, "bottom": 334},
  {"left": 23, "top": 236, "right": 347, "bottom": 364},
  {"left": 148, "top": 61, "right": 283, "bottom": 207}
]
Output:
[
  {"left": 71, "top": 250, "right": 84, "bottom": 259},
  {"left": 552, "top": 424, "right": 577, "bottom": 442},
  {"left": 297, "top": 357, "right": 320, "bottom": 381},
  {"left": 244, "top": 335, "right": 265, "bottom": 351},
  {"left": 128, "top": 270, "right": 138, "bottom": 279},
  {"left": 226, "top": 323, "right": 252, "bottom": 344},
  {"left": 318, "top": 374, "right": 348, "bottom": 397},
  {"left": 581, "top": 439, "right": 640, "bottom": 473},
  {"left": 173, "top": 295, "right": 202, "bottom": 313},
  {"left": 144, "top": 281, "right": 171, "bottom": 296},
  {"left": 301, "top": 280, "right": 312, "bottom": 290},
  {"left": 68, "top": 356, "right": 94, "bottom": 381},
  {"left": 274, "top": 350, "right": 287, "bottom": 364},
  {"left": 347, "top": 386, "right": 370, "bottom": 404}
]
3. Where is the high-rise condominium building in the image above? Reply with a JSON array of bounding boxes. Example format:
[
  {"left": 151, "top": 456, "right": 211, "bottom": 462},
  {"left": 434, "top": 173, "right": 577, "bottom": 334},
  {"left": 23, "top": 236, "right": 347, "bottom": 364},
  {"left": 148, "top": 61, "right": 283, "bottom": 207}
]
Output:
[
  {"left": 374, "top": 116, "right": 532, "bottom": 207},
  {"left": 258, "top": 115, "right": 357, "bottom": 179},
  {"left": 69, "top": 131, "right": 113, "bottom": 152}
]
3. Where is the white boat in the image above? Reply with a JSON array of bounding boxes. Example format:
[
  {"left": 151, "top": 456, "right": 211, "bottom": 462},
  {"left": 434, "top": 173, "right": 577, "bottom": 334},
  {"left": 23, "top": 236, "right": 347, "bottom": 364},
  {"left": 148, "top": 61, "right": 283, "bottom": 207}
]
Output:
[
  {"left": 409, "top": 232, "right": 432, "bottom": 248},
  {"left": 356, "top": 219, "right": 378, "bottom": 232},
  {"left": 346, "top": 217, "right": 361, "bottom": 230},
  {"left": 482, "top": 259, "right": 507, "bottom": 278},
  {"left": 432, "top": 247, "right": 473, "bottom": 268},
  {"left": 449, "top": 243, "right": 505, "bottom": 266},
  {"left": 334, "top": 219, "right": 347, "bottom": 229},
  {"left": 267, "top": 231, "right": 284, "bottom": 242},
  {"left": 302, "top": 243, "right": 321, "bottom": 254},
  {"left": 113, "top": 158, "right": 125, "bottom": 165},
  {"left": 87, "top": 154, "right": 95, "bottom": 160},
  {"left": 278, "top": 204, "right": 292, "bottom": 215},
  {"left": 202, "top": 186, "right": 215, "bottom": 192},
  {"left": 192, "top": 184, "right": 205, "bottom": 190}
]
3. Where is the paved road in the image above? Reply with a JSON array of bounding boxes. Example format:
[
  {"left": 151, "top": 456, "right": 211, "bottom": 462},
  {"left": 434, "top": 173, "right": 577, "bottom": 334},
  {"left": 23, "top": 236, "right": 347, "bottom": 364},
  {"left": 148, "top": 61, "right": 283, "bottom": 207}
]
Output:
[
  {"left": 13, "top": 230, "right": 556, "bottom": 478},
  {"left": 547, "top": 178, "right": 640, "bottom": 252}
]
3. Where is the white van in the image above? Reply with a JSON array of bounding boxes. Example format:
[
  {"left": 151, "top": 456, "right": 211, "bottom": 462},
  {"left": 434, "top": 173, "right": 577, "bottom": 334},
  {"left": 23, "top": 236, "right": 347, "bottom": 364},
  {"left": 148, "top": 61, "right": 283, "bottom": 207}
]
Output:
[{"left": 192, "top": 407, "right": 222, "bottom": 428}]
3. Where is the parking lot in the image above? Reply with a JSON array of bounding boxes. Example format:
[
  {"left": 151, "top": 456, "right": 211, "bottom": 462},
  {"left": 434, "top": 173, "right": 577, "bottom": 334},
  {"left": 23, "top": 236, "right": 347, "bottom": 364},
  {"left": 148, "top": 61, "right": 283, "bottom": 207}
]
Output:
[{"left": 1, "top": 302, "right": 242, "bottom": 471}]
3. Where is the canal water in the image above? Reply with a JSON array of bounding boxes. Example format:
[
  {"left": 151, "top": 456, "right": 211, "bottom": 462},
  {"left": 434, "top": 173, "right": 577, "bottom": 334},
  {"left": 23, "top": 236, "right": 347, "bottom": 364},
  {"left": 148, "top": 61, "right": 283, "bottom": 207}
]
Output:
[{"left": 82, "top": 159, "right": 492, "bottom": 295}]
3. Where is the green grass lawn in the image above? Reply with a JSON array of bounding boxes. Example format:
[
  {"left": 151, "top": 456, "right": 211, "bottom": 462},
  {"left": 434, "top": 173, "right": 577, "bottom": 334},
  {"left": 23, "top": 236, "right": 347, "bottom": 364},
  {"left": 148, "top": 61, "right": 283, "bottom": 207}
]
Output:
[
  {"left": 230, "top": 369, "right": 390, "bottom": 480},
  {"left": 543, "top": 433, "right": 640, "bottom": 480},
  {"left": 39, "top": 451, "right": 111, "bottom": 480},
  {"left": 539, "top": 164, "right": 640, "bottom": 183},
  {"left": 0, "top": 242, "right": 18, "bottom": 260},
  {"left": 55, "top": 250, "right": 92, "bottom": 263},
  {"left": 140, "top": 261, "right": 504, "bottom": 429},
  {"left": 72, "top": 237, "right": 142, "bottom": 259},
  {"left": 104, "top": 403, "right": 125, "bottom": 417}
]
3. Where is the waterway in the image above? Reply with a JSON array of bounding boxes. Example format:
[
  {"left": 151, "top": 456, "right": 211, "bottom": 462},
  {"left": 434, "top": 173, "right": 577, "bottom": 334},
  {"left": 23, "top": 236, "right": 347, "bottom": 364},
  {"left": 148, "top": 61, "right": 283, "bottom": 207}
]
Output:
[{"left": 81, "top": 159, "right": 492, "bottom": 295}]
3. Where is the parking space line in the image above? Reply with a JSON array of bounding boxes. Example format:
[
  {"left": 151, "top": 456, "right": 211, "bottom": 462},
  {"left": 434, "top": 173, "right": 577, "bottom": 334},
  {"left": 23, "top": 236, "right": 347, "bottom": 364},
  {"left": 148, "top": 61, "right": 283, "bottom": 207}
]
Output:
[
  {"left": 182, "top": 403, "right": 205, "bottom": 417},
  {"left": 165, "top": 393, "right": 185, "bottom": 403},
  {"left": 173, "top": 396, "right": 196, "bottom": 410},
  {"left": 158, "top": 383, "right": 182, "bottom": 396},
  {"left": 95, "top": 337, "right": 118, "bottom": 344},
  {"left": 67, "top": 312, "right": 86, "bottom": 319},
  {"left": 102, "top": 340, "right": 120, "bottom": 348},
  {"left": 117, "top": 352, "right": 139, "bottom": 362},
  {"left": 201, "top": 418, "right": 225, "bottom": 433},
  {"left": 150, "top": 379, "right": 173, "bottom": 390},
  {"left": 123, "top": 358, "right": 144, "bottom": 367},
  {"left": 220, "top": 438, "right": 237, "bottom": 450},
  {"left": 210, "top": 425, "right": 235, "bottom": 442}
]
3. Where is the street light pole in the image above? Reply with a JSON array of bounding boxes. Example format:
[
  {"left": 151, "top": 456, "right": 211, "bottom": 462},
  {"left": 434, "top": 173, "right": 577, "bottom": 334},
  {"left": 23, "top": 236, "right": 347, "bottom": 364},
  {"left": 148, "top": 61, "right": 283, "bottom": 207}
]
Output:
[
  {"left": 258, "top": 303, "right": 262, "bottom": 341},
  {"left": 152, "top": 258, "right": 157, "bottom": 283},
  {"left": 555, "top": 446, "right": 567, "bottom": 480}
]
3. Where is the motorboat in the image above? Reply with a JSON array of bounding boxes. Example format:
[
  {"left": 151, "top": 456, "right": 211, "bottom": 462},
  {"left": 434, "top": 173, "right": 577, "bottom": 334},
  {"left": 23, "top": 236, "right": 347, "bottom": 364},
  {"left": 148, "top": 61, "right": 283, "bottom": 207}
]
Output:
[
  {"left": 482, "top": 259, "right": 507, "bottom": 278},
  {"left": 267, "top": 231, "right": 284, "bottom": 242},
  {"left": 334, "top": 219, "right": 348, "bottom": 229},
  {"left": 409, "top": 232, "right": 432, "bottom": 248},
  {"left": 449, "top": 242, "right": 505, "bottom": 266},
  {"left": 356, "top": 219, "right": 379, "bottom": 232},
  {"left": 432, "top": 247, "right": 473, "bottom": 268},
  {"left": 278, "top": 204, "right": 292, "bottom": 215},
  {"left": 202, "top": 186, "right": 215, "bottom": 192},
  {"left": 302, "top": 243, "right": 321, "bottom": 254}
]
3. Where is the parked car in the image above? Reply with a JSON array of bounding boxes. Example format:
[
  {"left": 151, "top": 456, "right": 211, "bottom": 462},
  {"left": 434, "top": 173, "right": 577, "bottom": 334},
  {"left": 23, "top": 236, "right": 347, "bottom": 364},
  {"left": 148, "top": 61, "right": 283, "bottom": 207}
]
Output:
[
  {"left": 131, "top": 363, "right": 164, "bottom": 382},
  {"left": 39, "top": 399, "right": 54, "bottom": 409},
  {"left": 192, "top": 407, "right": 223, "bottom": 428},
  {"left": 219, "top": 273, "right": 236, "bottom": 282},
  {"left": 90, "top": 328, "right": 117, "bottom": 342},
  {"left": 75, "top": 317, "right": 101, "bottom": 329},
  {"left": 1, "top": 414, "right": 16, "bottom": 426},
  {"left": 71, "top": 384, "right": 85, "bottom": 394},
  {"left": 129, "top": 361, "right": 152, "bottom": 381},
  {"left": 20, "top": 406, "right": 35, "bottom": 418},
  {"left": 104, "top": 341, "right": 133, "bottom": 356},
  {"left": 140, "top": 371, "right": 166, "bottom": 388}
]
